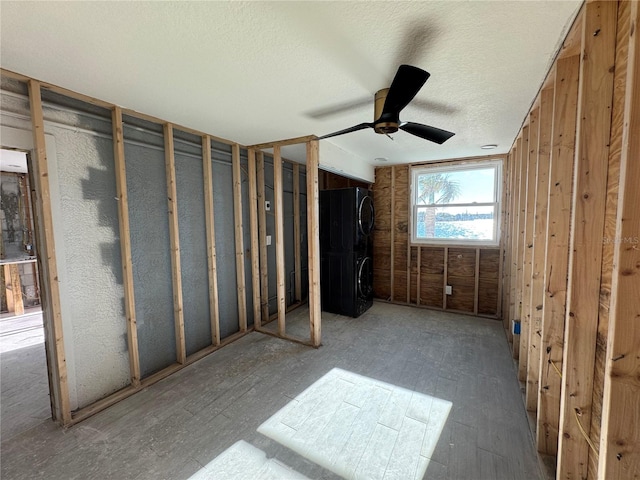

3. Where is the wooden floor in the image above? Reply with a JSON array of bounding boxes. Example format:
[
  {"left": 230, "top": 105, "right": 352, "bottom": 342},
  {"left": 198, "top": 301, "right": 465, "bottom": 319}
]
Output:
[{"left": 0, "top": 302, "right": 542, "bottom": 480}]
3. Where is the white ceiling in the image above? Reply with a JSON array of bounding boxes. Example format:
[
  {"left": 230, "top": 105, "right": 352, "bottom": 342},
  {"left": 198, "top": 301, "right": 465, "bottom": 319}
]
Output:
[{"left": 1, "top": 1, "right": 581, "bottom": 169}]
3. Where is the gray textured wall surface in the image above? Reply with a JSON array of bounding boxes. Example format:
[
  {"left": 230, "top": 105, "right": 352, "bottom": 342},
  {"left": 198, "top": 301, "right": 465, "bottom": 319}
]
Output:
[
  {"left": 41, "top": 91, "right": 129, "bottom": 408},
  {"left": 211, "top": 143, "right": 239, "bottom": 339},
  {"left": 124, "top": 119, "right": 176, "bottom": 379},
  {"left": 175, "top": 131, "right": 211, "bottom": 355}
]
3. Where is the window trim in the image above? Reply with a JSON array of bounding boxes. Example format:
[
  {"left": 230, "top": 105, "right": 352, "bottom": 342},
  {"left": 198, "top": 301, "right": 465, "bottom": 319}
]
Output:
[{"left": 410, "top": 159, "right": 502, "bottom": 247}]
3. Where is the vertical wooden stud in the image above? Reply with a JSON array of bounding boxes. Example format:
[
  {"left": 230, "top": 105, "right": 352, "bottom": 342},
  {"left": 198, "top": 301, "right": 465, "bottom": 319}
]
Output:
[
  {"left": 598, "top": 2, "right": 640, "bottom": 475},
  {"left": 293, "top": 163, "right": 302, "bottom": 303},
  {"left": 522, "top": 106, "right": 540, "bottom": 406},
  {"left": 164, "top": 123, "right": 186, "bottom": 364},
  {"left": 202, "top": 135, "right": 221, "bottom": 345},
  {"left": 248, "top": 149, "right": 262, "bottom": 327},
  {"left": 112, "top": 106, "right": 141, "bottom": 385},
  {"left": 443, "top": 247, "right": 448, "bottom": 310},
  {"left": 520, "top": 109, "right": 539, "bottom": 385},
  {"left": 509, "top": 136, "right": 526, "bottom": 359},
  {"left": 306, "top": 140, "right": 321, "bottom": 347},
  {"left": 231, "top": 144, "right": 248, "bottom": 332},
  {"left": 516, "top": 126, "right": 530, "bottom": 367},
  {"left": 273, "top": 146, "right": 286, "bottom": 335},
  {"left": 390, "top": 167, "right": 396, "bottom": 302},
  {"left": 256, "top": 152, "right": 269, "bottom": 324},
  {"left": 473, "top": 248, "right": 480, "bottom": 315},
  {"left": 558, "top": 2, "right": 618, "bottom": 478},
  {"left": 536, "top": 55, "right": 580, "bottom": 456},
  {"left": 4, "top": 264, "right": 25, "bottom": 316},
  {"left": 28, "top": 79, "right": 71, "bottom": 425},
  {"left": 416, "top": 247, "right": 421, "bottom": 306},
  {"left": 526, "top": 88, "right": 554, "bottom": 414}
]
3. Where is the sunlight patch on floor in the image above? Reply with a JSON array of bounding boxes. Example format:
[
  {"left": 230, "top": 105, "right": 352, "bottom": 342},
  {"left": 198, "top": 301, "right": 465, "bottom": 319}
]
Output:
[
  {"left": 258, "top": 367, "right": 452, "bottom": 480},
  {"left": 189, "top": 440, "right": 309, "bottom": 480}
]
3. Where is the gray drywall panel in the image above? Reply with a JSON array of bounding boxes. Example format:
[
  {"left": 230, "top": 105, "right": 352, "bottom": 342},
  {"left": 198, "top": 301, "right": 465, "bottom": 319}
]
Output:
[
  {"left": 263, "top": 156, "right": 277, "bottom": 315},
  {"left": 40, "top": 91, "right": 129, "bottom": 408},
  {"left": 211, "top": 142, "right": 239, "bottom": 339},
  {"left": 123, "top": 119, "right": 176, "bottom": 378},
  {"left": 240, "top": 149, "right": 254, "bottom": 327},
  {"left": 174, "top": 130, "right": 211, "bottom": 356}
]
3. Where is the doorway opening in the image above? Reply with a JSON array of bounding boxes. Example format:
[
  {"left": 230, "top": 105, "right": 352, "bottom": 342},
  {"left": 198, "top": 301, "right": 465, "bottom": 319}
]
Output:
[{"left": 0, "top": 147, "right": 51, "bottom": 440}]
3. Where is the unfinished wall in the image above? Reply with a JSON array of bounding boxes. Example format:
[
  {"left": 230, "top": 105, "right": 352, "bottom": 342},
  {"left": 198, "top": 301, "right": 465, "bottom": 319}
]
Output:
[
  {"left": 372, "top": 162, "right": 502, "bottom": 317},
  {"left": 503, "top": 2, "right": 640, "bottom": 477}
]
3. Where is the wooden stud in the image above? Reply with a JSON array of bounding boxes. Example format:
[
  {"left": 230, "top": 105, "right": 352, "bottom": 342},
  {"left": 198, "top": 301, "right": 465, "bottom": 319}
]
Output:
[
  {"left": 3, "top": 264, "right": 25, "bottom": 316},
  {"left": 256, "top": 152, "right": 269, "bottom": 325},
  {"left": 164, "top": 123, "right": 186, "bottom": 364},
  {"left": 232, "top": 144, "right": 248, "bottom": 332},
  {"left": 522, "top": 106, "right": 540, "bottom": 406},
  {"left": 598, "top": 1, "right": 640, "bottom": 474},
  {"left": 510, "top": 138, "right": 524, "bottom": 358},
  {"left": 202, "top": 135, "right": 221, "bottom": 346},
  {"left": 516, "top": 125, "right": 530, "bottom": 369},
  {"left": 390, "top": 167, "right": 396, "bottom": 302},
  {"left": 416, "top": 247, "right": 421, "bottom": 306},
  {"left": 536, "top": 55, "right": 580, "bottom": 456},
  {"left": 273, "top": 146, "right": 286, "bottom": 335},
  {"left": 306, "top": 140, "right": 322, "bottom": 347},
  {"left": 526, "top": 87, "right": 554, "bottom": 415},
  {"left": 112, "top": 107, "right": 141, "bottom": 386},
  {"left": 28, "top": 79, "right": 71, "bottom": 425},
  {"left": 293, "top": 163, "right": 302, "bottom": 302},
  {"left": 443, "top": 247, "right": 449, "bottom": 310},
  {"left": 473, "top": 248, "right": 480, "bottom": 315},
  {"left": 248, "top": 135, "right": 318, "bottom": 150},
  {"left": 248, "top": 149, "right": 262, "bottom": 328},
  {"left": 558, "top": 2, "right": 618, "bottom": 478}
]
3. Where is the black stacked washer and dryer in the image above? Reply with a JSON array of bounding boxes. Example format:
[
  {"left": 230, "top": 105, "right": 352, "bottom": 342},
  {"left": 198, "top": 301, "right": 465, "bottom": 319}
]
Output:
[{"left": 320, "top": 187, "right": 374, "bottom": 317}]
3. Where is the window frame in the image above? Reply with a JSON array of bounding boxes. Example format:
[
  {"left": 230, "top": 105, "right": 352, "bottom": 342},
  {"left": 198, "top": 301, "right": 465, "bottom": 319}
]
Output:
[{"left": 410, "top": 159, "right": 503, "bottom": 247}]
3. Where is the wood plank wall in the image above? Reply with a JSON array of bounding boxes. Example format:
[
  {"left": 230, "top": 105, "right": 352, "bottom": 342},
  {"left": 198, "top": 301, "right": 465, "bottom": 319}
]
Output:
[
  {"left": 372, "top": 161, "right": 503, "bottom": 317},
  {"left": 503, "top": 1, "right": 640, "bottom": 477}
]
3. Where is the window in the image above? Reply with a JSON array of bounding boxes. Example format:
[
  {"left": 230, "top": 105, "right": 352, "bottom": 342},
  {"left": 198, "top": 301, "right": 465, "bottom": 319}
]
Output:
[{"left": 411, "top": 160, "right": 502, "bottom": 246}]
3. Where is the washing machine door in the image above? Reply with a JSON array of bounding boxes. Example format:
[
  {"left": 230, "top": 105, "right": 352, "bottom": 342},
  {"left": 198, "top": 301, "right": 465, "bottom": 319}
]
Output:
[
  {"left": 358, "top": 194, "right": 374, "bottom": 236},
  {"left": 357, "top": 256, "right": 373, "bottom": 298}
]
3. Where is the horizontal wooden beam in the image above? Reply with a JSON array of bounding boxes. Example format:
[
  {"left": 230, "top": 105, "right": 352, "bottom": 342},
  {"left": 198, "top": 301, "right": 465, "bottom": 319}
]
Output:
[{"left": 249, "top": 135, "right": 318, "bottom": 150}]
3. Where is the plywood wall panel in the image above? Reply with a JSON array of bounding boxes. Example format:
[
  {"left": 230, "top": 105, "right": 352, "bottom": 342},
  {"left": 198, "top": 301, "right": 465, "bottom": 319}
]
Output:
[
  {"left": 448, "top": 248, "right": 476, "bottom": 277},
  {"left": 479, "top": 249, "right": 500, "bottom": 279},
  {"left": 447, "top": 275, "right": 475, "bottom": 312},
  {"left": 420, "top": 274, "right": 444, "bottom": 308},
  {"left": 478, "top": 278, "right": 499, "bottom": 315}
]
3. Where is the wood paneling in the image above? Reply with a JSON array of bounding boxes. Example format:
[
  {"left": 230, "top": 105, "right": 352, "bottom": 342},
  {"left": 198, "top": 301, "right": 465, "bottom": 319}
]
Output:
[{"left": 372, "top": 161, "right": 503, "bottom": 317}]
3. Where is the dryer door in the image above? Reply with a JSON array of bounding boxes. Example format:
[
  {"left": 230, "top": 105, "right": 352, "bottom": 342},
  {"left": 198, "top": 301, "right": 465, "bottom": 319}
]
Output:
[
  {"left": 357, "top": 256, "right": 373, "bottom": 298},
  {"left": 358, "top": 194, "right": 374, "bottom": 236}
]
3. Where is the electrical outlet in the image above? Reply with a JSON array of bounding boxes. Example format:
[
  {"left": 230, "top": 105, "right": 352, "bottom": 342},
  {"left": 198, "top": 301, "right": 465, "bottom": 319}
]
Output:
[
  {"left": 265, "top": 200, "right": 271, "bottom": 211},
  {"left": 266, "top": 235, "right": 272, "bottom": 246},
  {"left": 445, "top": 285, "right": 452, "bottom": 295}
]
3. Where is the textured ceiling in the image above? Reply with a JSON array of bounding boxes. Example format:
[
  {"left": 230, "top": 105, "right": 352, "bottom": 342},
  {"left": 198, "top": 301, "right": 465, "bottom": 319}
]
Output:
[{"left": 1, "top": 1, "right": 581, "bottom": 169}]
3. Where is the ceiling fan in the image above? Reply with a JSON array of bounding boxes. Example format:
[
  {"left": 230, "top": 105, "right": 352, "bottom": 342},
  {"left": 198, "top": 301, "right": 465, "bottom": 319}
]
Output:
[{"left": 318, "top": 64, "right": 455, "bottom": 145}]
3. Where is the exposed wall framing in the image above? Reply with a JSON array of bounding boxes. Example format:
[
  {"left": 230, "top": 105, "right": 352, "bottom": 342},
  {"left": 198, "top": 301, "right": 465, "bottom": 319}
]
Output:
[
  {"left": 3, "top": 70, "right": 259, "bottom": 426},
  {"left": 372, "top": 157, "right": 505, "bottom": 318},
  {"left": 503, "top": 1, "right": 640, "bottom": 476}
]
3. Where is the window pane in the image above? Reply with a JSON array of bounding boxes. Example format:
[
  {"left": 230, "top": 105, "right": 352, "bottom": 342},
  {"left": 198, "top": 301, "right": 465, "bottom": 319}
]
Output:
[
  {"left": 416, "top": 205, "right": 495, "bottom": 241},
  {"left": 416, "top": 167, "right": 495, "bottom": 205}
]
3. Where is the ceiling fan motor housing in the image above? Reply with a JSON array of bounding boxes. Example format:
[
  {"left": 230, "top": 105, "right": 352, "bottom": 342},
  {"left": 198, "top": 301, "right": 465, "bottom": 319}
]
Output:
[{"left": 373, "top": 88, "right": 399, "bottom": 134}]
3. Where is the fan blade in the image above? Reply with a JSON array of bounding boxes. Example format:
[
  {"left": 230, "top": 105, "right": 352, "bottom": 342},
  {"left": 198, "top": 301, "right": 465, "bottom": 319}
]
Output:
[
  {"left": 399, "top": 122, "right": 455, "bottom": 144},
  {"left": 381, "top": 65, "right": 430, "bottom": 117},
  {"left": 318, "top": 123, "right": 374, "bottom": 139}
]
